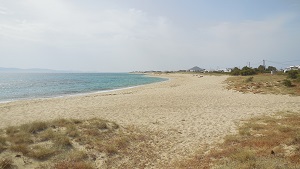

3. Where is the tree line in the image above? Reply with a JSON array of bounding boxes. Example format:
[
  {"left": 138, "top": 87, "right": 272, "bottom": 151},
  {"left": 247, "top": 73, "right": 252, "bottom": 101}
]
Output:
[{"left": 231, "top": 65, "right": 278, "bottom": 76}]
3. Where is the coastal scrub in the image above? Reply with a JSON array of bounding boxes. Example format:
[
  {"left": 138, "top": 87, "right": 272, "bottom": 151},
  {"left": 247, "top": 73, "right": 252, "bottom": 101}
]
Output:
[{"left": 172, "top": 111, "right": 300, "bottom": 168}]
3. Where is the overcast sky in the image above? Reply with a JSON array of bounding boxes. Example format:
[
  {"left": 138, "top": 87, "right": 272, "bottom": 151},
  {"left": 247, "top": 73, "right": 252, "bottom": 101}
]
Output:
[{"left": 1, "top": 0, "right": 300, "bottom": 72}]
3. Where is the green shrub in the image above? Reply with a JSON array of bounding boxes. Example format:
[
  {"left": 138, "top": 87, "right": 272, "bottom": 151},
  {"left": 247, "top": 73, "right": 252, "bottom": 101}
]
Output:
[
  {"left": 240, "top": 67, "right": 256, "bottom": 76},
  {"left": 282, "top": 79, "right": 292, "bottom": 87},
  {"left": 230, "top": 67, "right": 241, "bottom": 76},
  {"left": 287, "top": 70, "right": 299, "bottom": 79},
  {"left": 295, "top": 75, "right": 300, "bottom": 83}
]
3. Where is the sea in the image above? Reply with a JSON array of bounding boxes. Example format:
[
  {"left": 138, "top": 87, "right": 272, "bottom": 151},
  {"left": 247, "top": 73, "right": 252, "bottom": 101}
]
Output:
[{"left": 0, "top": 73, "right": 166, "bottom": 103}]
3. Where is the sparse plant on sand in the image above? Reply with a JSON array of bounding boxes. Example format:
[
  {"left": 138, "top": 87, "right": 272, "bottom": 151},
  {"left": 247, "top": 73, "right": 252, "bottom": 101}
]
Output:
[
  {"left": 39, "top": 128, "right": 55, "bottom": 141},
  {"left": 53, "top": 161, "right": 94, "bottom": 169},
  {"left": 172, "top": 111, "right": 300, "bottom": 168},
  {"left": 53, "top": 134, "right": 72, "bottom": 149},
  {"left": 0, "top": 118, "right": 156, "bottom": 168},
  {"left": 20, "top": 121, "right": 48, "bottom": 134},
  {"left": 28, "top": 145, "right": 57, "bottom": 160},
  {"left": 226, "top": 74, "right": 300, "bottom": 95},
  {"left": 0, "top": 158, "right": 13, "bottom": 169},
  {"left": 245, "top": 76, "right": 253, "bottom": 83}
]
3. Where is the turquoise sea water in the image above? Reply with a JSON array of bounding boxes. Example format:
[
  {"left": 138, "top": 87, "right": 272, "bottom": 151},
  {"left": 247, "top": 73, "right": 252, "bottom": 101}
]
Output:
[{"left": 0, "top": 73, "right": 166, "bottom": 102}]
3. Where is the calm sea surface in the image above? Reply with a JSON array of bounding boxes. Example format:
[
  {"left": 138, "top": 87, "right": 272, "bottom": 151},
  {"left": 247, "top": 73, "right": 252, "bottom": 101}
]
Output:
[{"left": 0, "top": 73, "right": 166, "bottom": 102}]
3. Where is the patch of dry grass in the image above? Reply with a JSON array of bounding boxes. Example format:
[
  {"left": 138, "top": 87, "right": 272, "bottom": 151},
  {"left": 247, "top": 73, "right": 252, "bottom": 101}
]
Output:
[
  {"left": 20, "top": 121, "right": 48, "bottom": 134},
  {"left": 10, "top": 144, "right": 29, "bottom": 155},
  {"left": 0, "top": 137, "right": 7, "bottom": 153},
  {"left": 66, "top": 151, "right": 88, "bottom": 161},
  {"left": 28, "top": 145, "right": 57, "bottom": 160},
  {"left": 53, "top": 134, "right": 72, "bottom": 149},
  {"left": 39, "top": 128, "right": 55, "bottom": 141},
  {"left": 53, "top": 161, "right": 94, "bottom": 169},
  {"left": 8, "top": 132, "right": 33, "bottom": 145},
  {"left": 172, "top": 112, "right": 300, "bottom": 168},
  {"left": 5, "top": 126, "right": 18, "bottom": 136},
  {"left": 0, "top": 158, "right": 13, "bottom": 169},
  {"left": 226, "top": 74, "right": 300, "bottom": 95},
  {"left": 0, "top": 118, "right": 159, "bottom": 168}
]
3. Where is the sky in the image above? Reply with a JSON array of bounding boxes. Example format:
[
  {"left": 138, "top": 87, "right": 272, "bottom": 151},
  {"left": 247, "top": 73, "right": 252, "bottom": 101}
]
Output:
[{"left": 0, "top": 0, "right": 300, "bottom": 72}]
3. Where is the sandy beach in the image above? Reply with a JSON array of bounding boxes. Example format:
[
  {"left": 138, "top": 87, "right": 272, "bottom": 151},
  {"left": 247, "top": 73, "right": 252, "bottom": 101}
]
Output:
[{"left": 1, "top": 73, "right": 300, "bottom": 166}]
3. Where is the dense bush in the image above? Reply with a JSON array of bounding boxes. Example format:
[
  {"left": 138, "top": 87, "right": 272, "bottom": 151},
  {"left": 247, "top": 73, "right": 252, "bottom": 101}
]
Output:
[
  {"left": 282, "top": 79, "right": 292, "bottom": 87},
  {"left": 266, "top": 66, "right": 277, "bottom": 72},
  {"left": 256, "top": 65, "right": 265, "bottom": 73},
  {"left": 230, "top": 67, "right": 241, "bottom": 76},
  {"left": 240, "top": 67, "right": 256, "bottom": 76},
  {"left": 287, "top": 70, "right": 299, "bottom": 79}
]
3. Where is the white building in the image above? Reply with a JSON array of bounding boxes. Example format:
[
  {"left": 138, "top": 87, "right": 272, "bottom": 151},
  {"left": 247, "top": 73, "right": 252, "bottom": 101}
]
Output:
[{"left": 284, "top": 65, "right": 300, "bottom": 73}]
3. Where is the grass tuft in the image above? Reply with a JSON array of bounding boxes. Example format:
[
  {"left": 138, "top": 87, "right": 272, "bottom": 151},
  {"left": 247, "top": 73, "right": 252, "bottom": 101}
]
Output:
[
  {"left": 39, "top": 128, "right": 55, "bottom": 141},
  {"left": 54, "top": 161, "right": 94, "bottom": 169},
  {"left": 0, "top": 136, "right": 7, "bottom": 153},
  {"left": 92, "top": 120, "right": 108, "bottom": 130},
  {"left": 10, "top": 144, "right": 29, "bottom": 155},
  {"left": 8, "top": 132, "right": 33, "bottom": 144},
  {"left": 53, "top": 134, "right": 72, "bottom": 149},
  {"left": 245, "top": 76, "right": 253, "bottom": 83},
  {"left": 66, "top": 124, "right": 79, "bottom": 138},
  {"left": 28, "top": 145, "right": 57, "bottom": 160},
  {"left": 20, "top": 121, "right": 48, "bottom": 134},
  {"left": 230, "top": 149, "right": 256, "bottom": 163},
  {"left": 0, "top": 158, "right": 13, "bottom": 169},
  {"left": 0, "top": 136, "right": 7, "bottom": 146},
  {"left": 67, "top": 151, "right": 88, "bottom": 162},
  {"left": 5, "top": 126, "right": 18, "bottom": 136},
  {"left": 52, "top": 119, "right": 73, "bottom": 127}
]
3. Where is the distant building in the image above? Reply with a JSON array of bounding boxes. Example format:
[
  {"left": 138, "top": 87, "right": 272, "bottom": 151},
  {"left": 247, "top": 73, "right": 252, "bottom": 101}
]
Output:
[
  {"left": 217, "top": 68, "right": 232, "bottom": 73},
  {"left": 284, "top": 65, "right": 300, "bottom": 73}
]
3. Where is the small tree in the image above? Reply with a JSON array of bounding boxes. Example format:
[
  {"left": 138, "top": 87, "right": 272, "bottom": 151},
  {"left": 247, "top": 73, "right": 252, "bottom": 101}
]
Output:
[
  {"left": 257, "top": 65, "right": 265, "bottom": 73},
  {"left": 266, "top": 66, "right": 277, "bottom": 72},
  {"left": 230, "top": 67, "right": 241, "bottom": 76},
  {"left": 240, "top": 66, "right": 256, "bottom": 76}
]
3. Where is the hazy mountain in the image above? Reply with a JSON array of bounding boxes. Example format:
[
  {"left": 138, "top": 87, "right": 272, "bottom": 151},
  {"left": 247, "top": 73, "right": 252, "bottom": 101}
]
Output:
[
  {"left": 189, "top": 66, "right": 205, "bottom": 72},
  {"left": 0, "top": 67, "right": 72, "bottom": 73}
]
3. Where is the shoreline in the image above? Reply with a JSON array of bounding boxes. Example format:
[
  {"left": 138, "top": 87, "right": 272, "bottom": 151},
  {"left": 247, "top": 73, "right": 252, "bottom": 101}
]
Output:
[{"left": 0, "top": 73, "right": 169, "bottom": 104}]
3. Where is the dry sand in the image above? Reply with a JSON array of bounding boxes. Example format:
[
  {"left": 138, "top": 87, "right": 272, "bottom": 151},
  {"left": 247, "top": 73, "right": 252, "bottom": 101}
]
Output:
[{"left": 1, "top": 73, "right": 300, "bottom": 166}]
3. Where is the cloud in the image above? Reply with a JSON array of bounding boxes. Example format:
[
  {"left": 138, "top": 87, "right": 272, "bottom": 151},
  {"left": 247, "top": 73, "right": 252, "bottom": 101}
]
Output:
[
  {"left": 0, "top": 1, "right": 180, "bottom": 71},
  {"left": 0, "top": 6, "right": 8, "bottom": 15},
  {"left": 192, "top": 15, "right": 300, "bottom": 68},
  {"left": 0, "top": 1, "right": 300, "bottom": 71}
]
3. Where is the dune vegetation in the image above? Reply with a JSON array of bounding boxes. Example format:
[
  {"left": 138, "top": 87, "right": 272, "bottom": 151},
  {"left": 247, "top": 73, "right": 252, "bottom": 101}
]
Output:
[
  {"left": 0, "top": 118, "right": 160, "bottom": 169},
  {"left": 172, "top": 111, "right": 300, "bottom": 169},
  {"left": 226, "top": 74, "right": 300, "bottom": 96}
]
